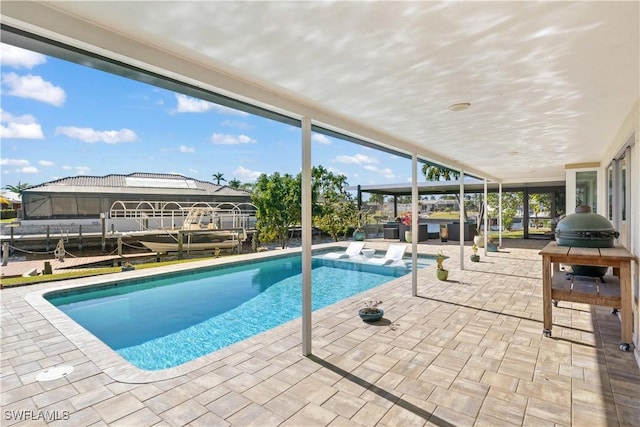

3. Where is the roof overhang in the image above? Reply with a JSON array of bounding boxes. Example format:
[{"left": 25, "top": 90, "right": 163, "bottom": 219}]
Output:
[
  {"left": 1, "top": 1, "right": 638, "bottom": 186},
  {"left": 351, "top": 180, "right": 566, "bottom": 196}
]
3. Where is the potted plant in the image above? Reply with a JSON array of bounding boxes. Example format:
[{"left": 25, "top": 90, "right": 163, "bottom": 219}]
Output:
[
  {"left": 487, "top": 236, "right": 499, "bottom": 252},
  {"left": 358, "top": 299, "right": 384, "bottom": 322},
  {"left": 436, "top": 251, "right": 448, "bottom": 280},
  {"left": 401, "top": 211, "right": 412, "bottom": 243},
  {"left": 470, "top": 244, "right": 480, "bottom": 262},
  {"left": 352, "top": 208, "right": 371, "bottom": 241}
]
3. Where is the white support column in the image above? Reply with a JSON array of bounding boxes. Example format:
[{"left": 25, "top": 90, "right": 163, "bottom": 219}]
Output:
[
  {"left": 498, "top": 182, "right": 503, "bottom": 247},
  {"left": 483, "top": 179, "right": 488, "bottom": 256},
  {"left": 411, "top": 154, "right": 418, "bottom": 296},
  {"left": 459, "top": 170, "right": 465, "bottom": 270},
  {"left": 301, "top": 117, "right": 312, "bottom": 356}
]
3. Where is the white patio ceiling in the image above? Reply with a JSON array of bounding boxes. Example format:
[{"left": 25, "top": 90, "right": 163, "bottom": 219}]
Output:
[{"left": 1, "top": 1, "right": 638, "bottom": 184}]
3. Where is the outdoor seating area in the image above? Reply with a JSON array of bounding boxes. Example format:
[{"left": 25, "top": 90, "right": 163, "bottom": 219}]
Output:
[
  {"left": 383, "top": 221, "right": 467, "bottom": 242},
  {"left": 2, "top": 239, "right": 638, "bottom": 426}
]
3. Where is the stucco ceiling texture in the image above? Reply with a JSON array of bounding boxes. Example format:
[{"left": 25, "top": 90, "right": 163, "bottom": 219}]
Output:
[{"left": 6, "top": 1, "right": 640, "bottom": 184}]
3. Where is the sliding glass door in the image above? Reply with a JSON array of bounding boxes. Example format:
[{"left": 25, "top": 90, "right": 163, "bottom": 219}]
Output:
[{"left": 607, "top": 147, "right": 631, "bottom": 248}]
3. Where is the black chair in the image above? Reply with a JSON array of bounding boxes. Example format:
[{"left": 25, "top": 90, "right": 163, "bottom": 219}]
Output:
[
  {"left": 383, "top": 223, "right": 399, "bottom": 239},
  {"left": 446, "top": 222, "right": 477, "bottom": 241}
]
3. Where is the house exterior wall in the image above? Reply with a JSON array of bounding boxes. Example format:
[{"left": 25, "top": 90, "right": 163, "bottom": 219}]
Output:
[
  {"left": 563, "top": 101, "right": 638, "bottom": 367},
  {"left": 600, "top": 101, "right": 639, "bottom": 367}
]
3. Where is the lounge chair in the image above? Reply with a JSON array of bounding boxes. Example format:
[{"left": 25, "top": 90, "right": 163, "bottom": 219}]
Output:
[
  {"left": 366, "top": 243, "right": 406, "bottom": 265},
  {"left": 324, "top": 242, "right": 366, "bottom": 259}
]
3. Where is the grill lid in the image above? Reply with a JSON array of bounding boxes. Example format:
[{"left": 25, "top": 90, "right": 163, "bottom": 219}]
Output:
[
  {"left": 555, "top": 206, "right": 619, "bottom": 278},
  {"left": 555, "top": 205, "right": 618, "bottom": 235}
]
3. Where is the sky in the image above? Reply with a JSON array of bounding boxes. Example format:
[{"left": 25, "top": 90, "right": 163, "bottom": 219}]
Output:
[{"left": 0, "top": 43, "right": 414, "bottom": 194}]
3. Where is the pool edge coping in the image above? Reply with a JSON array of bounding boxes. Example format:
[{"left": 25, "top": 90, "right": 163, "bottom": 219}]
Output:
[{"left": 23, "top": 242, "right": 425, "bottom": 383}]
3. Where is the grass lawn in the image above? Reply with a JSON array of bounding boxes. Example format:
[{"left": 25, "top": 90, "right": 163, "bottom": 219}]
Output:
[
  {"left": 488, "top": 230, "right": 523, "bottom": 239},
  {"left": 426, "top": 212, "right": 466, "bottom": 219},
  {"left": 1, "top": 257, "right": 218, "bottom": 288}
]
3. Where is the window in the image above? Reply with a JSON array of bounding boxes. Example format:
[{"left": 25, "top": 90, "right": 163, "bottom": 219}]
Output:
[{"left": 576, "top": 171, "right": 597, "bottom": 213}]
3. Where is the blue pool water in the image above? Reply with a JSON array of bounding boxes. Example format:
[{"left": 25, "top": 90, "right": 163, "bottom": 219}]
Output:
[{"left": 46, "top": 253, "right": 432, "bottom": 370}]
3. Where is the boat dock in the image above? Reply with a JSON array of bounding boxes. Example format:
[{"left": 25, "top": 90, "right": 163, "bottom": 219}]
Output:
[{"left": 0, "top": 252, "right": 158, "bottom": 280}]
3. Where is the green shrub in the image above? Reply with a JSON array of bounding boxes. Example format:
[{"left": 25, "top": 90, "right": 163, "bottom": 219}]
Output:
[{"left": 1, "top": 209, "right": 16, "bottom": 220}]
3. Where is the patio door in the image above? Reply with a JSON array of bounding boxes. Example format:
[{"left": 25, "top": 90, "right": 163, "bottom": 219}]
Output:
[{"left": 607, "top": 147, "right": 631, "bottom": 248}]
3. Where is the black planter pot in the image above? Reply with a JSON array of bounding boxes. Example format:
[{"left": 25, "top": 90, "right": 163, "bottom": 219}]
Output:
[{"left": 358, "top": 308, "right": 384, "bottom": 322}]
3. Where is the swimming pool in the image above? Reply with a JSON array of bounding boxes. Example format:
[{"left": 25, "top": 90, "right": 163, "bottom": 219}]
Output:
[{"left": 45, "top": 252, "right": 433, "bottom": 370}]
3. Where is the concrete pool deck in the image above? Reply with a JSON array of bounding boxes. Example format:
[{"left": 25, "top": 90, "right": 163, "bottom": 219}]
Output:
[{"left": 1, "top": 239, "right": 639, "bottom": 426}]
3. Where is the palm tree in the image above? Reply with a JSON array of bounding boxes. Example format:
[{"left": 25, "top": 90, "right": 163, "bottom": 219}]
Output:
[
  {"left": 421, "top": 164, "right": 467, "bottom": 221},
  {"left": 227, "top": 178, "right": 241, "bottom": 189},
  {"left": 3, "top": 182, "right": 31, "bottom": 194},
  {"left": 421, "top": 164, "right": 459, "bottom": 182},
  {"left": 211, "top": 172, "right": 226, "bottom": 185}
]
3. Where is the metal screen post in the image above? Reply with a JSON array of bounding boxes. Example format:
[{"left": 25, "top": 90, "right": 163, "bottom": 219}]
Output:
[
  {"left": 459, "top": 170, "right": 465, "bottom": 270},
  {"left": 301, "top": 117, "right": 312, "bottom": 356},
  {"left": 484, "top": 179, "right": 488, "bottom": 256},
  {"left": 411, "top": 154, "right": 418, "bottom": 296}
]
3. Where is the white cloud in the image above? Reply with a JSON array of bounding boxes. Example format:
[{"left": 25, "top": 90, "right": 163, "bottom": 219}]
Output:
[
  {"left": 1, "top": 158, "right": 39, "bottom": 174},
  {"left": 2, "top": 72, "right": 66, "bottom": 106},
  {"left": 20, "top": 166, "right": 39, "bottom": 174},
  {"left": 179, "top": 145, "right": 195, "bottom": 153},
  {"left": 363, "top": 164, "right": 396, "bottom": 179},
  {"left": 333, "top": 152, "right": 394, "bottom": 178},
  {"left": 174, "top": 94, "right": 213, "bottom": 113},
  {"left": 211, "top": 133, "right": 256, "bottom": 145},
  {"left": 174, "top": 94, "right": 248, "bottom": 116},
  {"left": 0, "top": 109, "right": 44, "bottom": 139},
  {"left": 312, "top": 133, "right": 332, "bottom": 145},
  {"left": 55, "top": 126, "right": 137, "bottom": 144},
  {"left": 234, "top": 166, "right": 263, "bottom": 181},
  {"left": 188, "top": 168, "right": 199, "bottom": 174},
  {"left": 0, "top": 158, "right": 30, "bottom": 166},
  {"left": 39, "top": 160, "right": 55, "bottom": 167},
  {"left": 60, "top": 165, "right": 89, "bottom": 175},
  {"left": 335, "top": 153, "right": 378, "bottom": 165},
  {"left": 0, "top": 44, "right": 46, "bottom": 68}
]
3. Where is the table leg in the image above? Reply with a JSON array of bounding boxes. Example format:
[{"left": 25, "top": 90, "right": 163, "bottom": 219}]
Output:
[
  {"left": 619, "top": 262, "right": 633, "bottom": 350},
  {"left": 542, "top": 255, "right": 553, "bottom": 337}
]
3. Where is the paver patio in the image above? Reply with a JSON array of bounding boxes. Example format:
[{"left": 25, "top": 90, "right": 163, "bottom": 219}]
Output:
[{"left": 1, "top": 239, "right": 638, "bottom": 426}]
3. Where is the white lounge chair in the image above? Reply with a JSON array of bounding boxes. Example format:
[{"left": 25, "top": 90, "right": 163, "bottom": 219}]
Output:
[
  {"left": 367, "top": 244, "right": 407, "bottom": 265},
  {"left": 324, "top": 242, "right": 366, "bottom": 259}
]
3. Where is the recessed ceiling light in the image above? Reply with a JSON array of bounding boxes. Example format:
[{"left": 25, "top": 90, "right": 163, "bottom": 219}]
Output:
[{"left": 448, "top": 103, "right": 471, "bottom": 112}]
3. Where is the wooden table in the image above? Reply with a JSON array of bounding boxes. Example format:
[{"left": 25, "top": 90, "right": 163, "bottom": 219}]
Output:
[{"left": 539, "top": 241, "right": 635, "bottom": 351}]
